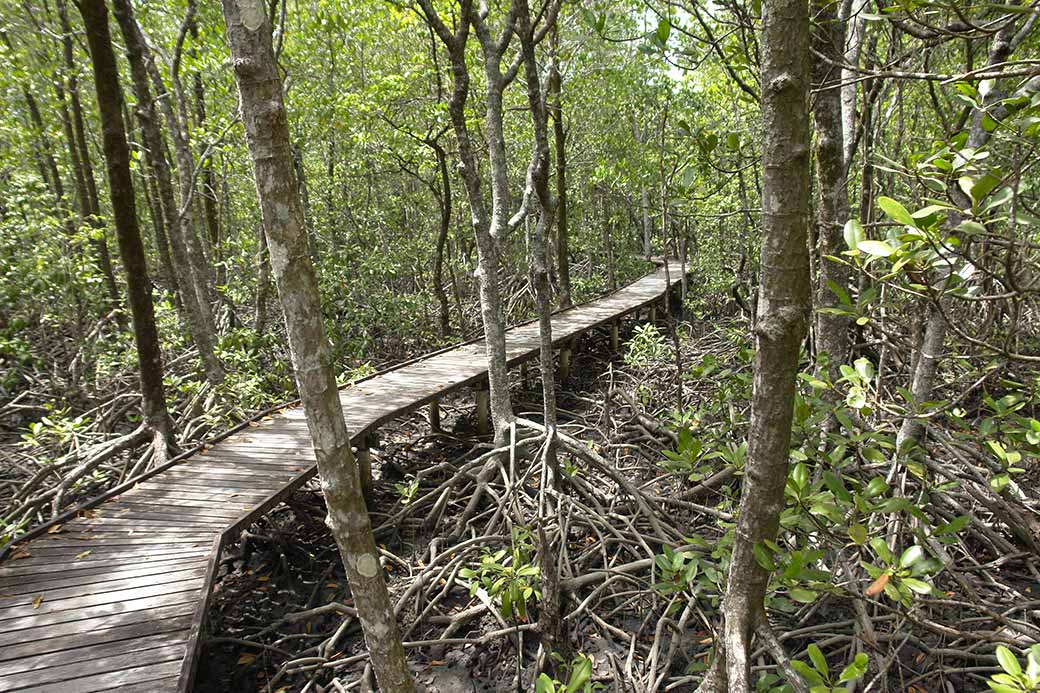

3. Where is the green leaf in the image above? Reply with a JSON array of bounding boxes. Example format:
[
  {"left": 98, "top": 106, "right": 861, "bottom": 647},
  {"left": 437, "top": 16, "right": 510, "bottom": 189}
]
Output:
[
  {"left": 792, "top": 462, "right": 809, "bottom": 491},
  {"left": 843, "top": 219, "right": 864, "bottom": 250},
  {"left": 901, "top": 577, "right": 932, "bottom": 594},
  {"left": 987, "top": 683, "right": 1022, "bottom": 693},
  {"left": 848, "top": 523, "right": 868, "bottom": 545},
  {"left": 808, "top": 644, "right": 829, "bottom": 677},
  {"left": 996, "top": 646, "right": 1022, "bottom": 677},
  {"left": 911, "top": 204, "right": 950, "bottom": 220},
  {"left": 838, "top": 653, "right": 869, "bottom": 683},
  {"left": 899, "top": 545, "right": 924, "bottom": 568},
  {"left": 877, "top": 196, "right": 916, "bottom": 226},
  {"left": 823, "top": 471, "right": 851, "bottom": 503},
  {"left": 655, "top": 18, "right": 671, "bottom": 46},
  {"left": 566, "top": 656, "right": 594, "bottom": 691},
  {"left": 970, "top": 173, "right": 1002, "bottom": 204},
  {"left": 864, "top": 478, "right": 889, "bottom": 498},
  {"left": 935, "top": 515, "right": 971, "bottom": 535},
  {"left": 854, "top": 358, "right": 875, "bottom": 382},
  {"left": 958, "top": 220, "right": 986, "bottom": 235},
  {"left": 791, "top": 660, "right": 825, "bottom": 685},
  {"left": 869, "top": 537, "right": 894, "bottom": 564},
  {"left": 857, "top": 240, "right": 896, "bottom": 257},
  {"left": 789, "top": 588, "right": 818, "bottom": 603},
  {"left": 535, "top": 673, "right": 556, "bottom": 693},
  {"left": 754, "top": 542, "right": 776, "bottom": 571}
]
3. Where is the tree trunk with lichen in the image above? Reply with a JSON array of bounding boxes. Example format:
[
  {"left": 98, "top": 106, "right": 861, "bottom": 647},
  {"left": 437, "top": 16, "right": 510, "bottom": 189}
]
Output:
[
  {"left": 698, "top": 0, "right": 812, "bottom": 689},
  {"left": 516, "top": 0, "right": 564, "bottom": 665},
  {"left": 219, "top": 1, "right": 413, "bottom": 690},
  {"left": 418, "top": 0, "right": 515, "bottom": 451}
]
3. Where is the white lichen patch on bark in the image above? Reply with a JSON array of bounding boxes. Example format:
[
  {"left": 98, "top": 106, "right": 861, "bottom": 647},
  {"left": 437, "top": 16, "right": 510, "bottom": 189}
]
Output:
[
  {"left": 356, "top": 553, "right": 380, "bottom": 578},
  {"left": 235, "top": 0, "right": 265, "bottom": 31}
]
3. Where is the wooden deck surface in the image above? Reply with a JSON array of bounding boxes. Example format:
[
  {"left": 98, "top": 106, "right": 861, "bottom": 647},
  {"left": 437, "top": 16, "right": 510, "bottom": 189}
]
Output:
[{"left": 0, "top": 261, "right": 679, "bottom": 692}]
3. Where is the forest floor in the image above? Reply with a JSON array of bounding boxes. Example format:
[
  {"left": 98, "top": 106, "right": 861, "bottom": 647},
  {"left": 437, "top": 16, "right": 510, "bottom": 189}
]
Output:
[{"left": 194, "top": 313, "right": 1039, "bottom": 693}]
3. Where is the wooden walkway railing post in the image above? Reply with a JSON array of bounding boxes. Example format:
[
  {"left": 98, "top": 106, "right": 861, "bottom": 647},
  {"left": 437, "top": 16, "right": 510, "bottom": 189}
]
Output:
[
  {"left": 559, "top": 338, "right": 574, "bottom": 381},
  {"left": 475, "top": 383, "right": 490, "bottom": 436},
  {"left": 357, "top": 433, "right": 374, "bottom": 499},
  {"left": 428, "top": 399, "right": 441, "bottom": 432}
]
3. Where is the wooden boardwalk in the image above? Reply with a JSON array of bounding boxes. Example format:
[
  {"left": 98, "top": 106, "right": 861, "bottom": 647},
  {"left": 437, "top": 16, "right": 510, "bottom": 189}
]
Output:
[{"left": 0, "top": 261, "right": 680, "bottom": 692}]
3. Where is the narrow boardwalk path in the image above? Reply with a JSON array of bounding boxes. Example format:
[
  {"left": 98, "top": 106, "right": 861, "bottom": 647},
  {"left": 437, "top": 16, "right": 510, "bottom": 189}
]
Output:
[{"left": 0, "top": 261, "right": 679, "bottom": 692}]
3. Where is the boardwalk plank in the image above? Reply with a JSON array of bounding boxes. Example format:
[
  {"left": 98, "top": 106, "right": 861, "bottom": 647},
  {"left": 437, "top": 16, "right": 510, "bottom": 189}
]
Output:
[
  {"left": 0, "top": 630, "right": 189, "bottom": 677},
  {"left": 0, "top": 559, "right": 209, "bottom": 596},
  {"left": 0, "top": 588, "right": 203, "bottom": 633},
  {"left": 0, "top": 604, "right": 195, "bottom": 652},
  {"left": 0, "top": 566, "right": 207, "bottom": 608},
  {"left": 0, "top": 578, "right": 204, "bottom": 622},
  {"left": 6, "top": 658, "right": 183, "bottom": 692},
  {"left": 0, "top": 548, "right": 210, "bottom": 578}
]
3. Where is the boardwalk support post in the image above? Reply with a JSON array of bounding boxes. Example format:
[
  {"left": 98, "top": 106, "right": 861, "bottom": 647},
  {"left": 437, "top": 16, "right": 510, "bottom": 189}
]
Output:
[
  {"left": 520, "top": 361, "right": 529, "bottom": 387},
  {"left": 610, "top": 320, "right": 620, "bottom": 352},
  {"left": 428, "top": 398, "right": 441, "bottom": 431},
  {"left": 476, "top": 385, "right": 490, "bottom": 435},
  {"left": 356, "top": 433, "right": 373, "bottom": 499},
  {"left": 650, "top": 303, "right": 657, "bottom": 324},
  {"left": 560, "top": 339, "right": 573, "bottom": 381}
]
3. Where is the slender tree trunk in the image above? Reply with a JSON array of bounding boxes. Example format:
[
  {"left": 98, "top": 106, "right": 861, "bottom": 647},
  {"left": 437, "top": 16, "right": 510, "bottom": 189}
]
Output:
[
  {"left": 840, "top": 0, "right": 867, "bottom": 167},
  {"left": 699, "top": 0, "right": 812, "bottom": 689},
  {"left": 188, "top": 9, "right": 223, "bottom": 284},
  {"left": 429, "top": 138, "right": 453, "bottom": 340},
  {"left": 421, "top": 0, "right": 514, "bottom": 446},
  {"left": 141, "top": 156, "right": 179, "bottom": 297},
  {"left": 219, "top": 3, "right": 413, "bottom": 689},
  {"left": 254, "top": 225, "right": 272, "bottom": 336},
  {"left": 897, "top": 22, "right": 1024, "bottom": 451},
  {"left": 55, "top": 0, "right": 124, "bottom": 314},
  {"left": 24, "top": 91, "right": 74, "bottom": 237},
  {"left": 78, "top": 0, "right": 175, "bottom": 460},
  {"left": 112, "top": 0, "right": 224, "bottom": 386},
  {"left": 23, "top": 88, "right": 91, "bottom": 328},
  {"left": 602, "top": 188, "right": 617, "bottom": 291},
  {"left": 548, "top": 24, "right": 571, "bottom": 308},
  {"left": 640, "top": 186, "right": 652, "bottom": 257},
  {"left": 516, "top": 0, "right": 560, "bottom": 482},
  {"left": 516, "top": 1, "right": 564, "bottom": 666},
  {"left": 471, "top": 18, "right": 518, "bottom": 446},
  {"left": 811, "top": 0, "right": 851, "bottom": 376}
]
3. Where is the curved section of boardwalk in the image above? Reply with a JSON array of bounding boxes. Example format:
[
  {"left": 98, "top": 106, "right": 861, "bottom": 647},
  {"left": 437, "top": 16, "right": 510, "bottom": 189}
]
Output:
[{"left": 0, "top": 261, "right": 679, "bottom": 692}]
